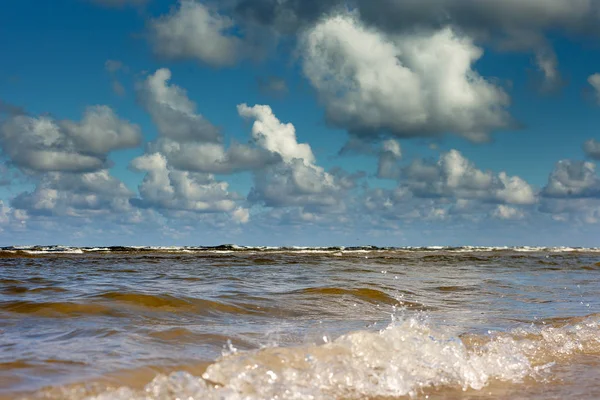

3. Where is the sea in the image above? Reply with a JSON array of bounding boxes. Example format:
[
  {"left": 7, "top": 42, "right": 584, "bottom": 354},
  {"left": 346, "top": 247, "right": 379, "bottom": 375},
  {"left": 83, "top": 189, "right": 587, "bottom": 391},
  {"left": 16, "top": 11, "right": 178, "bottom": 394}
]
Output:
[{"left": 0, "top": 245, "right": 599, "bottom": 399}]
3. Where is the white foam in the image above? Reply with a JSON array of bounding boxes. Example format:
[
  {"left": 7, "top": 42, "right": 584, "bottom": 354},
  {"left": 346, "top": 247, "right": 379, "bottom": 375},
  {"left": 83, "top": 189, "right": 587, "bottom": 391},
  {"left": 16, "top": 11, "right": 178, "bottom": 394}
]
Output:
[{"left": 82, "top": 314, "right": 600, "bottom": 400}]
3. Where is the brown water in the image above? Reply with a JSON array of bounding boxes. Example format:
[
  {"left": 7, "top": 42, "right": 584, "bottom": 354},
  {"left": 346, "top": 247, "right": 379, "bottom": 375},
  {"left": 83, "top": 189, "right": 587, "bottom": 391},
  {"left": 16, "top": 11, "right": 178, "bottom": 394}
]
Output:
[{"left": 0, "top": 246, "right": 599, "bottom": 399}]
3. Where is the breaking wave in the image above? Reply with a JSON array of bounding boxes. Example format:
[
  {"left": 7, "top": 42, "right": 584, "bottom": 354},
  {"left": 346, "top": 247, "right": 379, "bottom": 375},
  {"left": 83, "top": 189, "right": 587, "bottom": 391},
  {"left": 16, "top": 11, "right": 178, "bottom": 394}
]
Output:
[{"left": 31, "top": 314, "right": 600, "bottom": 400}]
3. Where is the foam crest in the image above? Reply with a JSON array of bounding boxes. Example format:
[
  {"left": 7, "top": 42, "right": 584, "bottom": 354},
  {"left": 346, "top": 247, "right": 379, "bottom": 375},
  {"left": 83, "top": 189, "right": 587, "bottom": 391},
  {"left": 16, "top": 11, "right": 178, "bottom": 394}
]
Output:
[{"left": 76, "top": 314, "right": 599, "bottom": 400}]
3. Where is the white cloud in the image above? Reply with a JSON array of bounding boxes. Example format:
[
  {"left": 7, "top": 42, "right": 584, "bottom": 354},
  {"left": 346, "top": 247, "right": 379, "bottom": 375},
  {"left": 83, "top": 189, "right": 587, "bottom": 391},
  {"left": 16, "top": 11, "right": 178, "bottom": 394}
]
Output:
[
  {"left": 0, "top": 106, "right": 142, "bottom": 173},
  {"left": 139, "top": 68, "right": 221, "bottom": 143},
  {"left": 12, "top": 170, "right": 133, "bottom": 217},
  {"left": 589, "top": 74, "right": 600, "bottom": 103},
  {"left": 539, "top": 197, "right": 600, "bottom": 225},
  {"left": 149, "top": 0, "right": 241, "bottom": 67},
  {"left": 534, "top": 46, "right": 562, "bottom": 91},
  {"left": 584, "top": 139, "right": 600, "bottom": 160},
  {"left": 541, "top": 160, "right": 600, "bottom": 198},
  {"left": 377, "top": 139, "right": 402, "bottom": 179},
  {"left": 232, "top": 207, "right": 250, "bottom": 224},
  {"left": 403, "top": 150, "right": 536, "bottom": 205},
  {"left": 0, "top": 200, "right": 27, "bottom": 231},
  {"left": 300, "top": 14, "right": 511, "bottom": 142},
  {"left": 238, "top": 104, "right": 347, "bottom": 212},
  {"left": 249, "top": 160, "right": 342, "bottom": 210},
  {"left": 131, "top": 153, "right": 241, "bottom": 214},
  {"left": 495, "top": 173, "right": 536, "bottom": 205},
  {"left": 492, "top": 205, "right": 525, "bottom": 220},
  {"left": 238, "top": 103, "right": 315, "bottom": 164},
  {"left": 137, "top": 69, "right": 276, "bottom": 175},
  {"left": 151, "top": 139, "right": 277, "bottom": 174}
]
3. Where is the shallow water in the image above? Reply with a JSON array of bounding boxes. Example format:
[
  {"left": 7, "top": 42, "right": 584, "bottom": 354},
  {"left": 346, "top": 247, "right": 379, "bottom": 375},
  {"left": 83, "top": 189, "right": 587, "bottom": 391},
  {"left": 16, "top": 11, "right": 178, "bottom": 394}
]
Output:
[{"left": 0, "top": 246, "right": 599, "bottom": 399}]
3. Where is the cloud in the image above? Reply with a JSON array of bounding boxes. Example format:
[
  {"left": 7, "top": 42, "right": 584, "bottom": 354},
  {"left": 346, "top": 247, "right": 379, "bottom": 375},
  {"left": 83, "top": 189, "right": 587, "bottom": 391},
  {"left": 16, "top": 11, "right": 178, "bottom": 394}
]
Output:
[
  {"left": 257, "top": 76, "right": 289, "bottom": 97},
  {"left": 0, "top": 200, "right": 27, "bottom": 232},
  {"left": 533, "top": 46, "right": 563, "bottom": 92},
  {"left": 134, "top": 69, "right": 257, "bottom": 221},
  {"left": 234, "top": 0, "right": 600, "bottom": 87},
  {"left": 354, "top": 0, "right": 595, "bottom": 87},
  {"left": 238, "top": 103, "right": 315, "bottom": 164},
  {"left": 300, "top": 14, "right": 511, "bottom": 142},
  {"left": 105, "top": 60, "right": 127, "bottom": 96},
  {"left": 232, "top": 207, "right": 250, "bottom": 224},
  {"left": 138, "top": 68, "right": 221, "bottom": 143},
  {"left": 105, "top": 60, "right": 124, "bottom": 73},
  {"left": 0, "top": 106, "right": 142, "bottom": 173},
  {"left": 0, "top": 100, "right": 26, "bottom": 117},
  {"left": 138, "top": 69, "right": 277, "bottom": 174},
  {"left": 584, "top": 139, "right": 600, "bottom": 160},
  {"left": 12, "top": 170, "right": 133, "bottom": 217},
  {"left": 589, "top": 74, "right": 600, "bottom": 104},
  {"left": 149, "top": 0, "right": 241, "bottom": 67},
  {"left": 541, "top": 160, "right": 600, "bottom": 198},
  {"left": 130, "top": 152, "right": 245, "bottom": 215},
  {"left": 377, "top": 139, "right": 402, "bottom": 179},
  {"left": 249, "top": 160, "right": 344, "bottom": 210},
  {"left": 492, "top": 205, "right": 525, "bottom": 220},
  {"left": 151, "top": 139, "right": 278, "bottom": 174},
  {"left": 238, "top": 103, "right": 348, "bottom": 212},
  {"left": 401, "top": 150, "right": 536, "bottom": 205},
  {"left": 539, "top": 197, "right": 600, "bottom": 224}
]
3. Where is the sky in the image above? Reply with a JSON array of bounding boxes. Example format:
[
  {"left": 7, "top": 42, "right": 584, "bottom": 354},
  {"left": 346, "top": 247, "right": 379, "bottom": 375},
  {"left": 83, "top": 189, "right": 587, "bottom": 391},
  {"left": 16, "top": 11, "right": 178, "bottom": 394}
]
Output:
[{"left": 1, "top": 0, "right": 600, "bottom": 247}]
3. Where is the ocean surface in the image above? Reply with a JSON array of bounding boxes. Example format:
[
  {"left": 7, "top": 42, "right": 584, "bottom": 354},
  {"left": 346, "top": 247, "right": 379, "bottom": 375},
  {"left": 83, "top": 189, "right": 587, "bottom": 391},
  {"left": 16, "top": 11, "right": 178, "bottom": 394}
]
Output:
[{"left": 0, "top": 245, "right": 599, "bottom": 399}]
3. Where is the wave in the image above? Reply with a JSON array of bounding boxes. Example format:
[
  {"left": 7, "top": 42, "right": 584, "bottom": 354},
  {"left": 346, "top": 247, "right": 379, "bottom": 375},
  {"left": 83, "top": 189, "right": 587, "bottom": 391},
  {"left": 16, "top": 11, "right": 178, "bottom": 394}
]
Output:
[
  {"left": 0, "top": 301, "right": 115, "bottom": 318},
  {"left": 93, "top": 292, "right": 266, "bottom": 316},
  {"left": 296, "top": 287, "right": 424, "bottom": 308},
  {"left": 2, "top": 244, "right": 600, "bottom": 256},
  {"left": 34, "top": 313, "right": 599, "bottom": 400}
]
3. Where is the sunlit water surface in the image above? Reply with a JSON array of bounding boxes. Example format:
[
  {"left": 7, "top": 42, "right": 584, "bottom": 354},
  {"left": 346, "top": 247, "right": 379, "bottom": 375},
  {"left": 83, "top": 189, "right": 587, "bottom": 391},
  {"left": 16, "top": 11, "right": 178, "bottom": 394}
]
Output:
[{"left": 0, "top": 246, "right": 599, "bottom": 399}]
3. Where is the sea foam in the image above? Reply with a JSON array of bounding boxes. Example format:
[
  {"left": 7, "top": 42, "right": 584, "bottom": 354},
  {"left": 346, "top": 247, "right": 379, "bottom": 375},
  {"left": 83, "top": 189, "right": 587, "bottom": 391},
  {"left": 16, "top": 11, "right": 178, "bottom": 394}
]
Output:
[{"left": 72, "top": 314, "right": 600, "bottom": 400}]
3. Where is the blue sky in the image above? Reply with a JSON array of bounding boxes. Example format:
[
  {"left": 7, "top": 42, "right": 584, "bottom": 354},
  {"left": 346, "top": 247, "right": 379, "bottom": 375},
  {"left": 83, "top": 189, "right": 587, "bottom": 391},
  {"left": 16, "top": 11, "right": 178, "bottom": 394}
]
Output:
[{"left": 1, "top": 0, "right": 600, "bottom": 247}]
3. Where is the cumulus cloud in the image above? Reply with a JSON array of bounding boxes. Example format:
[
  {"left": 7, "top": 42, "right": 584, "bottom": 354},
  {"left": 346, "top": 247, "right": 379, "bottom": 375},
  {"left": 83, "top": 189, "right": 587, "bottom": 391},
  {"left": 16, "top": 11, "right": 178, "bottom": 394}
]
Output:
[
  {"left": 248, "top": 159, "right": 343, "bottom": 210},
  {"left": 402, "top": 150, "right": 536, "bottom": 205},
  {"left": 232, "top": 207, "right": 250, "bottom": 224},
  {"left": 238, "top": 103, "right": 315, "bottom": 164},
  {"left": 377, "top": 139, "right": 402, "bottom": 179},
  {"left": 0, "top": 106, "right": 142, "bottom": 173},
  {"left": 541, "top": 160, "right": 600, "bottom": 198},
  {"left": 234, "top": 0, "right": 598, "bottom": 86},
  {"left": 151, "top": 140, "right": 278, "bottom": 174},
  {"left": 0, "top": 200, "right": 27, "bottom": 232},
  {"left": 12, "top": 170, "right": 133, "bottom": 217},
  {"left": 492, "top": 205, "right": 525, "bottom": 220},
  {"left": 363, "top": 187, "right": 452, "bottom": 223},
  {"left": 138, "top": 68, "right": 276, "bottom": 174},
  {"left": 533, "top": 46, "right": 563, "bottom": 92},
  {"left": 589, "top": 74, "right": 600, "bottom": 104},
  {"left": 138, "top": 68, "right": 221, "bottom": 143},
  {"left": 134, "top": 70, "right": 259, "bottom": 220},
  {"left": 130, "top": 152, "right": 246, "bottom": 217},
  {"left": 239, "top": 104, "right": 347, "bottom": 212},
  {"left": 539, "top": 197, "right": 600, "bottom": 224},
  {"left": 300, "top": 14, "right": 511, "bottom": 142},
  {"left": 149, "top": 0, "right": 241, "bottom": 67},
  {"left": 584, "top": 139, "right": 600, "bottom": 161}
]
